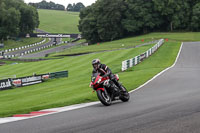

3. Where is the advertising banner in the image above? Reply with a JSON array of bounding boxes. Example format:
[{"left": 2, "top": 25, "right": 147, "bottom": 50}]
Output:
[
  {"left": 12, "top": 79, "right": 22, "bottom": 87},
  {"left": 42, "top": 74, "right": 50, "bottom": 80},
  {"left": 49, "top": 71, "right": 68, "bottom": 79},
  {"left": 21, "top": 76, "right": 42, "bottom": 86},
  {"left": 37, "top": 34, "right": 71, "bottom": 38},
  {"left": 29, "top": 33, "right": 80, "bottom": 38},
  {"left": 0, "top": 79, "right": 12, "bottom": 90},
  {"left": 12, "top": 75, "right": 42, "bottom": 87},
  {"left": 1, "top": 70, "right": 68, "bottom": 91}
]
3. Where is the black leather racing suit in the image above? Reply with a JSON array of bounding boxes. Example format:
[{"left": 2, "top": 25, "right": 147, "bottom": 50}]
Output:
[{"left": 92, "top": 64, "right": 122, "bottom": 90}]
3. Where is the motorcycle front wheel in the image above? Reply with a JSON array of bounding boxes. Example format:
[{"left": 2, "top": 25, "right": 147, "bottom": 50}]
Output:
[{"left": 96, "top": 88, "right": 111, "bottom": 106}]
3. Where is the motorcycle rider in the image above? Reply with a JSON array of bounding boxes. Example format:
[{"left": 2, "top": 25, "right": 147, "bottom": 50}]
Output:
[{"left": 91, "top": 59, "right": 124, "bottom": 92}]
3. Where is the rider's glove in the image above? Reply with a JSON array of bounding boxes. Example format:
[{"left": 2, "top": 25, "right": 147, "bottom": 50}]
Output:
[{"left": 89, "top": 82, "right": 93, "bottom": 88}]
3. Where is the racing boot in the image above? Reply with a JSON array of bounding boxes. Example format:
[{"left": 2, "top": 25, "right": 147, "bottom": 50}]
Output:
[{"left": 113, "top": 79, "right": 126, "bottom": 93}]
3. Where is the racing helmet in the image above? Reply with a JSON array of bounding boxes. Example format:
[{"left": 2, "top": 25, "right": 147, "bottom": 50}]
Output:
[{"left": 92, "top": 59, "right": 101, "bottom": 70}]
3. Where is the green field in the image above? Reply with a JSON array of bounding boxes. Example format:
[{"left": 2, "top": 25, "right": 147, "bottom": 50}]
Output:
[
  {"left": 49, "top": 32, "right": 200, "bottom": 57},
  {"left": 50, "top": 37, "right": 155, "bottom": 56},
  {"left": 0, "top": 32, "right": 195, "bottom": 117},
  {"left": 38, "top": 9, "right": 80, "bottom": 33}
]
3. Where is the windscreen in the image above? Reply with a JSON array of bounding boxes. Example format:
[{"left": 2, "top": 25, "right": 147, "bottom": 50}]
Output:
[{"left": 91, "top": 73, "right": 98, "bottom": 82}]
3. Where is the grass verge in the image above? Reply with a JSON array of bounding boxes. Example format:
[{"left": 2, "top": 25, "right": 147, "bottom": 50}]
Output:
[
  {"left": 49, "top": 32, "right": 200, "bottom": 57},
  {"left": 1, "top": 32, "right": 199, "bottom": 117},
  {"left": 0, "top": 41, "right": 178, "bottom": 117},
  {"left": 49, "top": 37, "right": 157, "bottom": 57}
]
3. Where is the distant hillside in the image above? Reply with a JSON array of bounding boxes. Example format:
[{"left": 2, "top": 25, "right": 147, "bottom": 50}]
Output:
[{"left": 38, "top": 9, "right": 80, "bottom": 33}]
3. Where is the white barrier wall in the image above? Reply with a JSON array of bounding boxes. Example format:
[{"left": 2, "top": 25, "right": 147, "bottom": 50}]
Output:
[
  {"left": 4, "top": 39, "right": 64, "bottom": 58},
  {"left": 121, "top": 39, "right": 164, "bottom": 71},
  {"left": 4, "top": 38, "right": 46, "bottom": 53}
]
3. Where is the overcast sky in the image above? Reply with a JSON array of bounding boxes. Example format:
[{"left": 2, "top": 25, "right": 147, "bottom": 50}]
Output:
[{"left": 24, "top": 0, "right": 97, "bottom": 7}]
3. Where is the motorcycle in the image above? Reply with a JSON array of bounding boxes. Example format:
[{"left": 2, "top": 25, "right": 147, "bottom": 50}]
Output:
[{"left": 90, "top": 73, "right": 130, "bottom": 106}]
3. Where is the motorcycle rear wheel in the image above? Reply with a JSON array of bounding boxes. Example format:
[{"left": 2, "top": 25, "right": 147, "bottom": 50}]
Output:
[{"left": 97, "top": 88, "right": 112, "bottom": 106}]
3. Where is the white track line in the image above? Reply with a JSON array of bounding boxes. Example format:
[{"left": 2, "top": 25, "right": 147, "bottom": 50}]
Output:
[
  {"left": 0, "top": 42, "right": 183, "bottom": 124},
  {"left": 130, "top": 42, "right": 183, "bottom": 93},
  {"left": 0, "top": 102, "right": 100, "bottom": 124}
]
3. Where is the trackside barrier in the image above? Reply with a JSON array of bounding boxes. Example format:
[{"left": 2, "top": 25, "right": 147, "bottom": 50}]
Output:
[
  {"left": 49, "top": 71, "right": 68, "bottom": 79},
  {"left": 4, "top": 39, "right": 46, "bottom": 53},
  {"left": 3, "top": 39, "right": 64, "bottom": 58},
  {"left": 0, "top": 79, "right": 12, "bottom": 90},
  {"left": 0, "top": 70, "right": 68, "bottom": 91},
  {"left": 122, "top": 39, "right": 164, "bottom": 71}
]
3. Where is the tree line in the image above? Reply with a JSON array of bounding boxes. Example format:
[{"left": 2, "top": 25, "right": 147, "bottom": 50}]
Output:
[
  {"left": 66, "top": 2, "right": 85, "bottom": 12},
  {"left": 29, "top": 0, "right": 85, "bottom": 12},
  {"left": 29, "top": 0, "right": 65, "bottom": 10},
  {"left": 78, "top": 0, "right": 200, "bottom": 44},
  {"left": 0, "top": 0, "right": 39, "bottom": 40}
]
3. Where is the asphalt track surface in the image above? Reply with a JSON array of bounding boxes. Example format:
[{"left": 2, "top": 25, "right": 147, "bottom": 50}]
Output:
[
  {"left": 20, "top": 42, "right": 78, "bottom": 58},
  {"left": 22, "top": 40, "right": 159, "bottom": 58},
  {"left": 18, "top": 28, "right": 81, "bottom": 58},
  {"left": 1, "top": 42, "right": 200, "bottom": 133},
  {"left": 4, "top": 29, "right": 77, "bottom": 58},
  {"left": 4, "top": 29, "right": 61, "bottom": 58},
  {"left": 4, "top": 38, "right": 58, "bottom": 57}
]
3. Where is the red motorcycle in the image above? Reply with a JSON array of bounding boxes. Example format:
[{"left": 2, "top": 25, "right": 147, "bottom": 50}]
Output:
[{"left": 90, "top": 73, "right": 130, "bottom": 106}]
